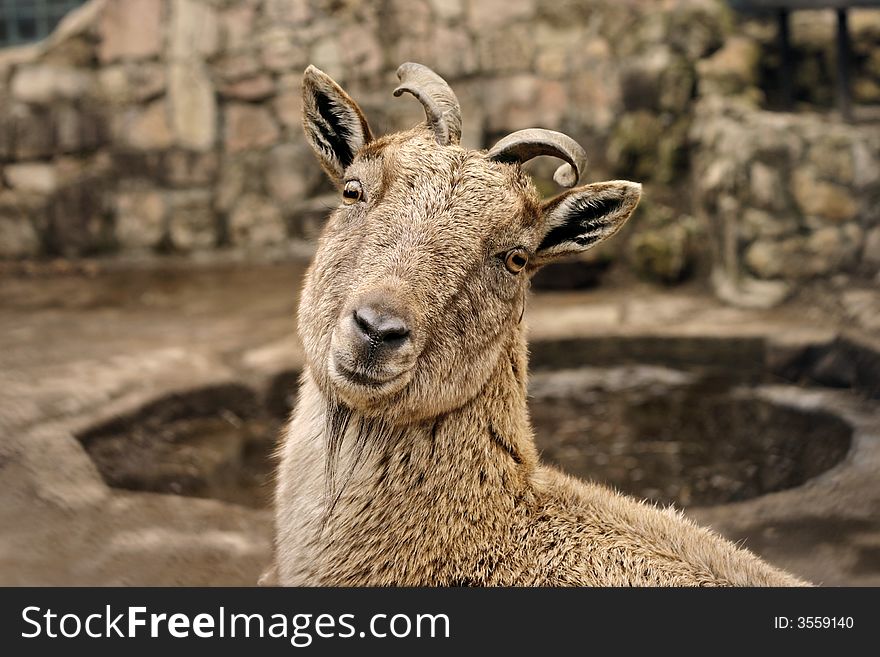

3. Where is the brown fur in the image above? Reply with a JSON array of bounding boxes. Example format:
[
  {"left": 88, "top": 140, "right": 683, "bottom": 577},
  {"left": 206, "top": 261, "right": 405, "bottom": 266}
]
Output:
[{"left": 266, "top": 66, "right": 809, "bottom": 587}]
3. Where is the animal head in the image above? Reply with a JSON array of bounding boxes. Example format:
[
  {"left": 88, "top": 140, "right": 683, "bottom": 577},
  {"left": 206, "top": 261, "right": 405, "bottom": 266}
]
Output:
[{"left": 299, "top": 63, "right": 641, "bottom": 423}]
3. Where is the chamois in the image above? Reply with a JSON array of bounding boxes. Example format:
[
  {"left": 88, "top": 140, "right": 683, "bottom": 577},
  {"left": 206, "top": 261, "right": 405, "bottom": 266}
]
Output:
[{"left": 266, "top": 63, "right": 808, "bottom": 586}]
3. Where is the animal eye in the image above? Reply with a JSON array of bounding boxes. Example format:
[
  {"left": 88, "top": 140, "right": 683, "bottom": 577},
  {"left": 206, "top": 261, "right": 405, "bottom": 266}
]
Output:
[
  {"left": 342, "top": 180, "right": 363, "bottom": 204},
  {"left": 504, "top": 248, "right": 529, "bottom": 273}
]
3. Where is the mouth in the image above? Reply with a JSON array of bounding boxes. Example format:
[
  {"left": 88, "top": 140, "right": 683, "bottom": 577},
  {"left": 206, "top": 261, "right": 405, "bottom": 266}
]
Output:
[{"left": 331, "top": 359, "right": 406, "bottom": 390}]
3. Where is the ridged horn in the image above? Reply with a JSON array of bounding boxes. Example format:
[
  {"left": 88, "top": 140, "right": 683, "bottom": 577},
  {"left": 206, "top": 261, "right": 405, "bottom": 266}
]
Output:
[
  {"left": 487, "top": 128, "right": 588, "bottom": 188},
  {"left": 392, "top": 62, "right": 462, "bottom": 146}
]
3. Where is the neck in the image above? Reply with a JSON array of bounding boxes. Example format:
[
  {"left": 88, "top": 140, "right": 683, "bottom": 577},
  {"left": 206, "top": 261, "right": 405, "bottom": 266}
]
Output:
[{"left": 328, "top": 328, "right": 535, "bottom": 483}]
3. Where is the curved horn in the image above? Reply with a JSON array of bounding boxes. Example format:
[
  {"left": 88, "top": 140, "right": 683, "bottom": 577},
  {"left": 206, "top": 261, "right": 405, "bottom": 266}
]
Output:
[
  {"left": 393, "top": 62, "right": 462, "bottom": 146},
  {"left": 487, "top": 129, "right": 588, "bottom": 188}
]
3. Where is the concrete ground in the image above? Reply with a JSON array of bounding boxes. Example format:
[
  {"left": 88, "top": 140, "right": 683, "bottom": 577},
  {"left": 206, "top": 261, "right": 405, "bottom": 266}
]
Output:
[{"left": 0, "top": 259, "right": 878, "bottom": 585}]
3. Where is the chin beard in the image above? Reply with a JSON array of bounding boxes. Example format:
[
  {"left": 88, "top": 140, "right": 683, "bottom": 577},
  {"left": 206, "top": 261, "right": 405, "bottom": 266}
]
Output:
[{"left": 320, "top": 393, "right": 405, "bottom": 528}]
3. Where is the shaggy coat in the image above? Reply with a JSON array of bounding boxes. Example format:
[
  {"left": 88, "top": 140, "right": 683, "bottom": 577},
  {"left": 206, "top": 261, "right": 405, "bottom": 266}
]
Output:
[{"left": 266, "top": 64, "right": 808, "bottom": 587}]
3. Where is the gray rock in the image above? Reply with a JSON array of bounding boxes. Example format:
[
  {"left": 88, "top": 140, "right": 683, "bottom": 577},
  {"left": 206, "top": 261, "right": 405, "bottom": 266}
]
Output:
[
  {"left": 744, "top": 239, "right": 785, "bottom": 279},
  {"left": 115, "top": 187, "right": 166, "bottom": 249},
  {"left": 337, "top": 24, "right": 384, "bottom": 78},
  {"left": 260, "top": 26, "right": 308, "bottom": 73},
  {"left": 229, "top": 194, "right": 287, "bottom": 247},
  {"left": 118, "top": 99, "right": 173, "bottom": 150},
  {"left": 4, "top": 162, "right": 57, "bottom": 194},
  {"left": 749, "top": 162, "right": 786, "bottom": 212},
  {"left": 215, "top": 152, "right": 269, "bottom": 214},
  {"left": 289, "top": 193, "right": 337, "bottom": 239},
  {"left": 310, "top": 36, "right": 343, "bottom": 80},
  {"left": 11, "top": 65, "right": 94, "bottom": 104},
  {"left": 265, "top": 0, "right": 312, "bottom": 25},
  {"left": 98, "top": 0, "right": 162, "bottom": 63},
  {"left": 711, "top": 268, "right": 791, "bottom": 309},
  {"left": 53, "top": 105, "right": 106, "bottom": 153},
  {"left": 792, "top": 168, "right": 859, "bottom": 223},
  {"left": 741, "top": 208, "right": 797, "bottom": 241},
  {"left": 696, "top": 36, "right": 761, "bottom": 99},
  {"left": 273, "top": 91, "right": 301, "bottom": 131},
  {"left": 629, "top": 215, "right": 700, "bottom": 285},
  {"left": 863, "top": 226, "right": 880, "bottom": 269},
  {"left": 162, "top": 150, "right": 218, "bottom": 188},
  {"left": 219, "top": 75, "right": 275, "bottom": 101},
  {"left": 429, "top": 0, "right": 465, "bottom": 22},
  {"left": 222, "top": 3, "right": 256, "bottom": 52},
  {"left": 169, "top": 0, "right": 220, "bottom": 60},
  {"left": 169, "top": 62, "right": 217, "bottom": 152},
  {"left": 467, "top": 0, "right": 533, "bottom": 31},
  {"left": 0, "top": 210, "right": 40, "bottom": 257},
  {"left": 46, "top": 178, "right": 110, "bottom": 257},
  {"left": 98, "top": 63, "right": 166, "bottom": 105},
  {"left": 265, "top": 142, "right": 313, "bottom": 207},
  {"left": 214, "top": 53, "right": 263, "bottom": 83},
  {"left": 168, "top": 189, "right": 216, "bottom": 251},
  {"left": 3, "top": 105, "right": 54, "bottom": 160},
  {"left": 224, "top": 104, "right": 279, "bottom": 153},
  {"left": 476, "top": 23, "right": 536, "bottom": 74}
]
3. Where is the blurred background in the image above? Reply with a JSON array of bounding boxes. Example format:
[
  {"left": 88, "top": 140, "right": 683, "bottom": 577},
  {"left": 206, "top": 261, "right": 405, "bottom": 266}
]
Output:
[{"left": 0, "top": 0, "right": 878, "bottom": 585}]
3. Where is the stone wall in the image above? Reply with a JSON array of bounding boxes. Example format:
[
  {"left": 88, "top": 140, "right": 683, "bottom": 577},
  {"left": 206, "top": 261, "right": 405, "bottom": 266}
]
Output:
[
  {"left": 0, "top": 0, "right": 728, "bottom": 260},
  {"left": 692, "top": 97, "right": 880, "bottom": 307},
  {"left": 691, "top": 11, "right": 880, "bottom": 307},
  {"left": 0, "top": 0, "right": 877, "bottom": 306}
]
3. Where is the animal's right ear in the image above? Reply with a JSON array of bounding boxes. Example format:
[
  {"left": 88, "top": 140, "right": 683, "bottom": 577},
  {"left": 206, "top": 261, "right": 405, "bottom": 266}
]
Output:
[{"left": 302, "top": 65, "right": 373, "bottom": 185}]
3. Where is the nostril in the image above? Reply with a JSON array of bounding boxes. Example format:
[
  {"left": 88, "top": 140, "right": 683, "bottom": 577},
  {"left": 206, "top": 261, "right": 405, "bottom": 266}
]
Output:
[
  {"left": 381, "top": 325, "right": 410, "bottom": 343},
  {"left": 353, "top": 309, "right": 373, "bottom": 336},
  {"left": 352, "top": 307, "right": 410, "bottom": 346}
]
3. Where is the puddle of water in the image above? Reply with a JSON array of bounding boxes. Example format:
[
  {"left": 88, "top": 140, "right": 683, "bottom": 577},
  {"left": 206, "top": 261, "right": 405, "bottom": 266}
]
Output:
[
  {"left": 78, "top": 367, "right": 853, "bottom": 510},
  {"left": 530, "top": 368, "right": 852, "bottom": 507},
  {"left": 79, "top": 383, "right": 284, "bottom": 508}
]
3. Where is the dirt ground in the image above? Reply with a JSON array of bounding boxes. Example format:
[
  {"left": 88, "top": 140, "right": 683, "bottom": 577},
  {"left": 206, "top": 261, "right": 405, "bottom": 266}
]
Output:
[{"left": 1, "top": 258, "right": 878, "bottom": 586}]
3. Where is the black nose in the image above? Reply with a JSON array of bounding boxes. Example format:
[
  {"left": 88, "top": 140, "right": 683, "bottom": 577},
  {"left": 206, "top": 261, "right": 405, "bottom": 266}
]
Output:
[{"left": 352, "top": 306, "right": 410, "bottom": 347}]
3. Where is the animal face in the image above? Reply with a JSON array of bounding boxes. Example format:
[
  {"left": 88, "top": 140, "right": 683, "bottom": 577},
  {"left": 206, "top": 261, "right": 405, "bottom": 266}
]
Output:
[{"left": 298, "top": 64, "right": 641, "bottom": 423}]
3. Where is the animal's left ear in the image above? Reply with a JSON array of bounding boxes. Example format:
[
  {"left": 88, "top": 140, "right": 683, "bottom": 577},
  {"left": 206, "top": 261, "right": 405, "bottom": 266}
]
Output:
[{"left": 533, "top": 181, "right": 641, "bottom": 265}]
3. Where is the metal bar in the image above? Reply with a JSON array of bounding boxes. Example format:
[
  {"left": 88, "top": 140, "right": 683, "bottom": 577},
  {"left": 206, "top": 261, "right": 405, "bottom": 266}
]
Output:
[
  {"left": 778, "top": 8, "right": 794, "bottom": 109},
  {"left": 0, "top": 3, "right": 7, "bottom": 49},
  {"left": 37, "top": 0, "right": 49, "bottom": 42},
  {"left": 836, "top": 8, "right": 852, "bottom": 120},
  {"left": 6, "top": 0, "right": 20, "bottom": 46},
  {"left": 0, "top": 0, "right": 87, "bottom": 46}
]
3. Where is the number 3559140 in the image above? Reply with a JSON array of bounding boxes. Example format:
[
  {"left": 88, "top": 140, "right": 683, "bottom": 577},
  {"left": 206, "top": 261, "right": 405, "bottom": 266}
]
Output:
[{"left": 797, "top": 617, "right": 854, "bottom": 629}]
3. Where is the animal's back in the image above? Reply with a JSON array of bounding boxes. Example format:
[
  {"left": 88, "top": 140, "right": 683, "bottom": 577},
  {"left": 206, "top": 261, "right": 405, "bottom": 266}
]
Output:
[{"left": 524, "top": 466, "right": 808, "bottom": 586}]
